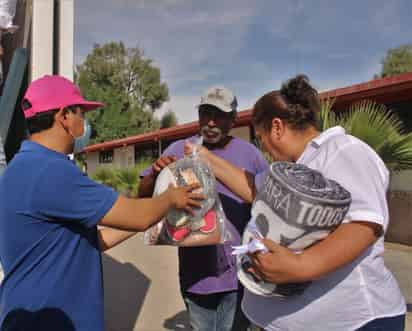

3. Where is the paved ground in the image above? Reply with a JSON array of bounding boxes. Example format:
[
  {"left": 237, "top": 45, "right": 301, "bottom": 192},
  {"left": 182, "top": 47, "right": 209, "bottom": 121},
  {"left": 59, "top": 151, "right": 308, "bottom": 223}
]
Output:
[
  {"left": 102, "top": 234, "right": 189, "bottom": 331},
  {"left": 384, "top": 243, "right": 412, "bottom": 331},
  {"left": 0, "top": 235, "right": 409, "bottom": 330},
  {"left": 102, "top": 235, "right": 412, "bottom": 331}
]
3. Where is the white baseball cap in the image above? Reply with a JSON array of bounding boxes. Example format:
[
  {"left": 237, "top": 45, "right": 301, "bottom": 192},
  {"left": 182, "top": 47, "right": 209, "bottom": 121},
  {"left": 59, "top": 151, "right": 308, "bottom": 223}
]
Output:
[{"left": 199, "top": 86, "right": 238, "bottom": 113}]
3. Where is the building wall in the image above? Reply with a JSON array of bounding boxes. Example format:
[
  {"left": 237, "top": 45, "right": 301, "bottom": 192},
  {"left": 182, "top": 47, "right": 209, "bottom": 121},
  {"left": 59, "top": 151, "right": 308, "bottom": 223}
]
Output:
[
  {"left": 86, "top": 151, "right": 100, "bottom": 175},
  {"left": 230, "top": 126, "right": 251, "bottom": 142},
  {"left": 387, "top": 191, "right": 412, "bottom": 245},
  {"left": 390, "top": 170, "right": 412, "bottom": 191},
  {"left": 114, "top": 145, "right": 135, "bottom": 169},
  {"left": 86, "top": 145, "right": 135, "bottom": 175},
  {"left": 387, "top": 170, "right": 412, "bottom": 245}
]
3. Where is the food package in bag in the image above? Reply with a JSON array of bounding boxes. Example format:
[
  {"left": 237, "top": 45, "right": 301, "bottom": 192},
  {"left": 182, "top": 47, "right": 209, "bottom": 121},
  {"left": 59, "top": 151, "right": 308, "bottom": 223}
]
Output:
[
  {"left": 235, "top": 162, "right": 351, "bottom": 297},
  {"left": 144, "top": 139, "right": 230, "bottom": 246}
]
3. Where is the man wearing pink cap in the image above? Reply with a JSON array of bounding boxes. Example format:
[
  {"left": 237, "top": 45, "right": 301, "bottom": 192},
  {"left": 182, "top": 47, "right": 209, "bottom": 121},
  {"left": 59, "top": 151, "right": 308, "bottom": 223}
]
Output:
[{"left": 0, "top": 75, "right": 203, "bottom": 331}]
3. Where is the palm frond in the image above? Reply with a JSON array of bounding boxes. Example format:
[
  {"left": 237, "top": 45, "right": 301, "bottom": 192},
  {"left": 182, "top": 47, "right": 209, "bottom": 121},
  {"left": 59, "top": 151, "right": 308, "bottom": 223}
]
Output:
[
  {"left": 319, "top": 99, "right": 412, "bottom": 172},
  {"left": 116, "top": 167, "right": 140, "bottom": 197},
  {"left": 337, "top": 101, "right": 403, "bottom": 156},
  {"left": 319, "top": 98, "right": 338, "bottom": 130},
  {"left": 381, "top": 132, "right": 412, "bottom": 171}
]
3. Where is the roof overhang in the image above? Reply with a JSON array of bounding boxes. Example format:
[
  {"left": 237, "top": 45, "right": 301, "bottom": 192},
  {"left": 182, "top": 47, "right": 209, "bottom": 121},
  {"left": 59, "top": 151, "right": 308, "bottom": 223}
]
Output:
[{"left": 83, "top": 72, "right": 412, "bottom": 154}]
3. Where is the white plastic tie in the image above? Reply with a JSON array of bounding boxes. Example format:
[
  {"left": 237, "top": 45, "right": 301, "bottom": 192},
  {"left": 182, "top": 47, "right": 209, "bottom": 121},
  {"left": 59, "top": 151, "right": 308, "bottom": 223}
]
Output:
[
  {"left": 231, "top": 217, "right": 268, "bottom": 255},
  {"left": 232, "top": 239, "right": 268, "bottom": 256}
]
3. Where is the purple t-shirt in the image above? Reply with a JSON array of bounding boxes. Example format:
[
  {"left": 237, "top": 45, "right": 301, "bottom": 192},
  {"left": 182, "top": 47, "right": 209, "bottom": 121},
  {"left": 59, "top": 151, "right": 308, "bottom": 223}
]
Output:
[{"left": 142, "top": 136, "right": 268, "bottom": 294}]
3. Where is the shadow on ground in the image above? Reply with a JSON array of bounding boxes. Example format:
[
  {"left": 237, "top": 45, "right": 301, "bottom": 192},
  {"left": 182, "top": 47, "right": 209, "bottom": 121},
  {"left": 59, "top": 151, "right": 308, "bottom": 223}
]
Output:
[
  {"left": 102, "top": 253, "right": 151, "bottom": 331},
  {"left": 163, "top": 310, "right": 191, "bottom": 331}
]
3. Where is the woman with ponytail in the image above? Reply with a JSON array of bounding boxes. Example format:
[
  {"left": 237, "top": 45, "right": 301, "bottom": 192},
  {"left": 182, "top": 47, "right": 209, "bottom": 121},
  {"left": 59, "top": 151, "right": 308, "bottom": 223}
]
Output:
[{"left": 185, "top": 75, "right": 406, "bottom": 331}]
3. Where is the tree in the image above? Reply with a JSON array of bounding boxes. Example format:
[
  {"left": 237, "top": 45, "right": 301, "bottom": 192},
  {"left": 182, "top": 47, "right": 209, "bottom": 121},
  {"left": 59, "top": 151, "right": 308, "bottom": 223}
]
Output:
[
  {"left": 160, "top": 110, "right": 178, "bottom": 128},
  {"left": 320, "top": 99, "right": 412, "bottom": 171},
  {"left": 76, "top": 42, "right": 169, "bottom": 143},
  {"left": 378, "top": 44, "right": 412, "bottom": 78}
]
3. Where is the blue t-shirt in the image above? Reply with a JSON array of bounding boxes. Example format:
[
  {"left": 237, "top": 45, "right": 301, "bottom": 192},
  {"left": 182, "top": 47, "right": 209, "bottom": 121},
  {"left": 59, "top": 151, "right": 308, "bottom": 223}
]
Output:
[
  {"left": 0, "top": 141, "right": 118, "bottom": 331},
  {"left": 0, "top": 138, "right": 5, "bottom": 177},
  {"left": 142, "top": 136, "right": 268, "bottom": 294}
]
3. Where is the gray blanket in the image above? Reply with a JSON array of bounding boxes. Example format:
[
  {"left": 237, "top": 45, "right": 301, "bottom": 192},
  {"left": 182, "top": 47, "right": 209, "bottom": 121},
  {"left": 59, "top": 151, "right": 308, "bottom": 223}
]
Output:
[{"left": 238, "top": 161, "right": 351, "bottom": 297}]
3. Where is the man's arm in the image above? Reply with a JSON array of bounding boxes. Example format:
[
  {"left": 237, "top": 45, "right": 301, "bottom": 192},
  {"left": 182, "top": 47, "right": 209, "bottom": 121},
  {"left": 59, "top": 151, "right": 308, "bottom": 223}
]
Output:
[
  {"left": 138, "top": 172, "right": 157, "bottom": 198},
  {"left": 100, "top": 184, "right": 203, "bottom": 232},
  {"left": 98, "top": 227, "right": 137, "bottom": 251}
]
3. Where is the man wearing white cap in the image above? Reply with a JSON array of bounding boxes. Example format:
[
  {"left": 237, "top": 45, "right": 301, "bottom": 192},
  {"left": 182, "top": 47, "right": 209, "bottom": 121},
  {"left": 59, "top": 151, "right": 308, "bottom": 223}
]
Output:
[{"left": 139, "top": 86, "right": 268, "bottom": 331}]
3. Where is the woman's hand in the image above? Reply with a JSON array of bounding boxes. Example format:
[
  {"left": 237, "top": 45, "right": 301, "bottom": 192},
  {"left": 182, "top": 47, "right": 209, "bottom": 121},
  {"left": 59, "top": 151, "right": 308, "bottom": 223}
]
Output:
[
  {"left": 184, "top": 140, "right": 256, "bottom": 203},
  {"left": 184, "top": 141, "right": 209, "bottom": 158},
  {"left": 248, "top": 238, "right": 306, "bottom": 284},
  {"left": 248, "top": 222, "right": 381, "bottom": 284}
]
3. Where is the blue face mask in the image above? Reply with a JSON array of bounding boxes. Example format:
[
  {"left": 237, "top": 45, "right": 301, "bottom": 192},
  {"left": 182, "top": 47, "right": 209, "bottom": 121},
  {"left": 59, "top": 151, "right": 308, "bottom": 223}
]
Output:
[{"left": 73, "top": 120, "right": 91, "bottom": 154}]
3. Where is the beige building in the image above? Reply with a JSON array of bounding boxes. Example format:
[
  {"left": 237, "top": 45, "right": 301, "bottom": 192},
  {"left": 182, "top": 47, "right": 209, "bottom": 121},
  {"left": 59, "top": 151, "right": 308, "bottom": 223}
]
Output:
[
  {"left": 84, "top": 124, "right": 251, "bottom": 175},
  {"left": 83, "top": 72, "right": 412, "bottom": 177}
]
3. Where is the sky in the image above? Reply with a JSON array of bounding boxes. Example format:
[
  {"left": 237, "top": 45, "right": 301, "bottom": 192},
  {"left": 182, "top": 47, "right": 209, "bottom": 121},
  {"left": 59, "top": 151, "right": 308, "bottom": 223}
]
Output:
[{"left": 75, "top": 0, "right": 412, "bottom": 124}]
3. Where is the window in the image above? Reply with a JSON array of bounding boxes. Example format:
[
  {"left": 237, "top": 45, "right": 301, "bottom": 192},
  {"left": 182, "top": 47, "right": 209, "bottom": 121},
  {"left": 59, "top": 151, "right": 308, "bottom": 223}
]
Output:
[{"left": 99, "top": 150, "right": 113, "bottom": 164}]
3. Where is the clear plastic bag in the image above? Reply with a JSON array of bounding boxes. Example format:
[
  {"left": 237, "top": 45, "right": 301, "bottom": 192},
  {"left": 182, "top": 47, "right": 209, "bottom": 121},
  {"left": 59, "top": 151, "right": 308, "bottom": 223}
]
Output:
[{"left": 144, "top": 139, "right": 230, "bottom": 246}]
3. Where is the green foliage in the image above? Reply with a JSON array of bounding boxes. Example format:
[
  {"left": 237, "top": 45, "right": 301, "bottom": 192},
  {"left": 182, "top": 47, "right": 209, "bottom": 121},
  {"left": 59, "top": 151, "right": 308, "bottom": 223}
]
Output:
[
  {"left": 321, "top": 99, "right": 412, "bottom": 171},
  {"left": 91, "top": 167, "right": 122, "bottom": 189},
  {"left": 91, "top": 158, "right": 153, "bottom": 197},
  {"left": 160, "top": 110, "right": 178, "bottom": 128},
  {"left": 76, "top": 42, "right": 169, "bottom": 143},
  {"left": 319, "top": 98, "right": 338, "bottom": 131},
  {"left": 116, "top": 167, "right": 140, "bottom": 198},
  {"left": 378, "top": 44, "right": 412, "bottom": 78},
  {"left": 74, "top": 153, "right": 86, "bottom": 170}
]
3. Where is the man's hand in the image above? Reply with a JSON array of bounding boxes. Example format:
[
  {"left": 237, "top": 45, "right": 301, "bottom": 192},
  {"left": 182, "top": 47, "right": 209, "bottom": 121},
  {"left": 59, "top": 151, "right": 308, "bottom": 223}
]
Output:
[
  {"left": 152, "top": 155, "right": 177, "bottom": 176},
  {"left": 248, "top": 238, "right": 304, "bottom": 284},
  {"left": 165, "top": 183, "right": 205, "bottom": 214},
  {"left": 138, "top": 155, "right": 177, "bottom": 198}
]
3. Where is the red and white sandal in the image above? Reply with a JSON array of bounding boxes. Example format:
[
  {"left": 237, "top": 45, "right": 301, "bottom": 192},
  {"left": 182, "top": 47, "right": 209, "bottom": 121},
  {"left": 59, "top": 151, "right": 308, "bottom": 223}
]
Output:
[{"left": 199, "top": 210, "right": 217, "bottom": 234}]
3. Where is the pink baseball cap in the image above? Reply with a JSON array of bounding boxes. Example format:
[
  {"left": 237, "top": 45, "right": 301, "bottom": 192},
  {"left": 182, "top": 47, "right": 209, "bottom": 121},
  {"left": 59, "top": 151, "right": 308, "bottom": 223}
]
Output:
[{"left": 22, "top": 75, "right": 104, "bottom": 119}]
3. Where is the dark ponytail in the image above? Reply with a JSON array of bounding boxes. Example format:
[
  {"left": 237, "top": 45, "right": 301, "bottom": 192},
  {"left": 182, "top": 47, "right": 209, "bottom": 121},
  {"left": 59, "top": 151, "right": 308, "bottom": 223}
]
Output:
[{"left": 253, "top": 74, "right": 321, "bottom": 131}]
